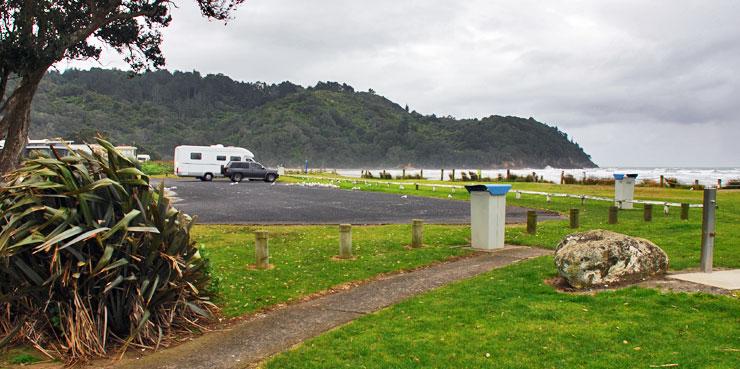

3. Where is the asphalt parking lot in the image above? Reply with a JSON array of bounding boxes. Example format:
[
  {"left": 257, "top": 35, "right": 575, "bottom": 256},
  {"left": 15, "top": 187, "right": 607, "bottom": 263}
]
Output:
[{"left": 153, "top": 179, "right": 561, "bottom": 225}]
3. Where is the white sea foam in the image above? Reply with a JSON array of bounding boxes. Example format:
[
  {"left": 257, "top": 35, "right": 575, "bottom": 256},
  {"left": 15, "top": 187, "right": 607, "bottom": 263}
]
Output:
[{"left": 334, "top": 167, "right": 740, "bottom": 186}]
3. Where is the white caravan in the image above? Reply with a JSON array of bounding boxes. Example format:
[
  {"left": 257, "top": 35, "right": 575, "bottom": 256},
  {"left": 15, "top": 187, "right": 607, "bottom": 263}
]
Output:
[{"left": 174, "top": 145, "right": 255, "bottom": 181}]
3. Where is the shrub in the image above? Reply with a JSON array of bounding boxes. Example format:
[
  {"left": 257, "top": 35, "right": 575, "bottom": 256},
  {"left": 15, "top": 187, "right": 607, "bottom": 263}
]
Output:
[
  {"left": 0, "top": 139, "right": 215, "bottom": 362},
  {"left": 561, "top": 174, "right": 613, "bottom": 186},
  {"left": 664, "top": 177, "right": 703, "bottom": 189},
  {"left": 581, "top": 177, "right": 614, "bottom": 186},
  {"left": 639, "top": 179, "right": 661, "bottom": 187},
  {"left": 139, "top": 160, "right": 174, "bottom": 176},
  {"left": 562, "top": 174, "right": 577, "bottom": 184},
  {"left": 664, "top": 177, "right": 681, "bottom": 188},
  {"left": 396, "top": 174, "right": 422, "bottom": 180}
]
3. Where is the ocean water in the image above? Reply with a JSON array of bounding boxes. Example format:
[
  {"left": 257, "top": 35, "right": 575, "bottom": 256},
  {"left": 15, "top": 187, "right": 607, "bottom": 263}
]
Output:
[{"left": 333, "top": 167, "right": 740, "bottom": 186}]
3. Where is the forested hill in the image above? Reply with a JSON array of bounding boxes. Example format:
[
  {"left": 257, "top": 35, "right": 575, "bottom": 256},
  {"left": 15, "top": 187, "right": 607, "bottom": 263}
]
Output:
[{"left": 28, "top": 68, "right": 597, "bottom": 168}]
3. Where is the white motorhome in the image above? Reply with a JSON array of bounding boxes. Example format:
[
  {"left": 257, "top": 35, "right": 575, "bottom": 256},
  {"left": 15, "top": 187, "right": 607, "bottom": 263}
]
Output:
[{"left": 174, "top": 145, "right": 255, "bottom": 181}]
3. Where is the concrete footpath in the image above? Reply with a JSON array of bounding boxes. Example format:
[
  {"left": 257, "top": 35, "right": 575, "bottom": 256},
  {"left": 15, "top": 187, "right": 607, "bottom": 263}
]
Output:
[{"left": 105, "top": 246, "right": 551, "bottom": 369}]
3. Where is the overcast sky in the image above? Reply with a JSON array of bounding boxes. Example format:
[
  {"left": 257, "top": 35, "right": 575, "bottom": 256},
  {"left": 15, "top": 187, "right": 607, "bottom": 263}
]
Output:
[{"left": 63, "top": 0, "right": 740, "bottom": 167}]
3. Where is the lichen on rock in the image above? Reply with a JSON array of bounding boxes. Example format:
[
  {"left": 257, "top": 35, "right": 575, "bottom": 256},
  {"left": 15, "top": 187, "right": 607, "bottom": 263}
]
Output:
[{"left": 554, "top": 229, "right": 669, "bottom": 289}]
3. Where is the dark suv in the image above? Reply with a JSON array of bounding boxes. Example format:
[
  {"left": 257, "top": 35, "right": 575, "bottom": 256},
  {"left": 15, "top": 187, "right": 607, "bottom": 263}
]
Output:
[{"left": 222, "top": 161, "right": 279, "bottom": 183}]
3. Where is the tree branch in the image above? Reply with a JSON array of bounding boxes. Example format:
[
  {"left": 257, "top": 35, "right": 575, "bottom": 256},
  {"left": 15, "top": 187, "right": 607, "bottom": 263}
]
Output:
[{"left": 62, "top": 1, "right": 169, "bottom": 58}]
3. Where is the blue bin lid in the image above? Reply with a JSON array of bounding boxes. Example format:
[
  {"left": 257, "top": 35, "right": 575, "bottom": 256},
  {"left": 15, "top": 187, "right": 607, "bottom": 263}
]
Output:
[
  {"left": 614, "top": 173, "right": 639, "bottom": 180},
  {"left": 464, "top": 184, "right": 512, "bottom": 196}
]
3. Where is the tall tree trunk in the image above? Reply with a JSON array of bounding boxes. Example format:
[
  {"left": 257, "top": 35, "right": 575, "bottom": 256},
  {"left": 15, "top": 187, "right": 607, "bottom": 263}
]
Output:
[
  {"left": 0, "top": 69, "right": 46, "bottom": 175},
  {"left": 0, "top": 69, "right": 8, "bottom": 110}
]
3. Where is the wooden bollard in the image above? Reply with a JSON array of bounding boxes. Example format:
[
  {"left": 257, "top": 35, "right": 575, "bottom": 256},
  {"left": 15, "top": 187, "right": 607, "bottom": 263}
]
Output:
[
  {"left": 506, "top": 169, "right": 511, "bottom": 180},
  {"left": 254, "top": 230, "right": 270, "bottom": 269},
  {"left": 440, "top": 169, "right": 445, "bottom": 181},
  {"left": 526, "top": 211, "right": 537, "bottom": 234},
  {"left": 561, "top": 171, "right": 565, "bottom": 184},
  {"left": 451, "top": 169, "right": 456, "bottom": 181},
  {"left": 660, "top": 175, "right": 665, "bottom": 187},
  {"left": 608, "top": 206, "right": 619, "bottom": 224},
  {"left": 415, "top": 183, "right": 419, "bottom": 190},
  {"left": 402, "top": 168, "right": 406, "bottom": 179},
  {"left": 339, "top": 224, "right": 353, "bottom": 259},
  {"left": 681, "top": 203, "right": 690, "bottom": 220},
  {"left": 718, "top": 179, "right": 722, "bottom": 189},
  {"left": 411, "top": 219, "right": 424, "bottom": 248},
  {"left": 420, "top": 169, "right": 424, "bottom": 178},
  {"left": 569, "top": 208, "right": 580, "bottom": 228},
  {"left": 644, "top": 204, "right": 653, "bottom": 222}
]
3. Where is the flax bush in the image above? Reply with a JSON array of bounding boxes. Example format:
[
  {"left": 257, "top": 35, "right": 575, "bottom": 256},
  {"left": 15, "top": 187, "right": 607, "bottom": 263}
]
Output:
[{"left": 0, "top": 139, "right": 215, "bottom": 362}]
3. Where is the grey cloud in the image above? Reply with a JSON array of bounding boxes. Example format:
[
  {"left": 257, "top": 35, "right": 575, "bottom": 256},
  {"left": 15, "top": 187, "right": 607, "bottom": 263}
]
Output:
[{"left": 63, "top": 0, "right": 740, "bottom": 166}]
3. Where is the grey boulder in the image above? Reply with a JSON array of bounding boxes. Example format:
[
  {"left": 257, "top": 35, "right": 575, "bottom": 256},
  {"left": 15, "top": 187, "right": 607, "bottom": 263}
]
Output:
[{"left": 554, "top": 229, "right": 669, "bottom": 289}]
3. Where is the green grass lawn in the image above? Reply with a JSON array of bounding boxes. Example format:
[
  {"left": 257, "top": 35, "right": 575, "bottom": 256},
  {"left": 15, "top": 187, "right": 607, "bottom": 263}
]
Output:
[
  {"left": 194, "top": 224, "right": 473, "bottom": 317},
  {"left": 284, "top": 175, "right": 740, "bottom": 270},
  {"left": 139, "top": 160, "right": 175, "bottom": 177},
  {"left": 4, "top": 176, "right": 737, "bottom": 367},
  {"left": 265, "top": 256, "right": 740, "bottom": 369},
  {"left": 0, "top": 347, "right": 48, "bottom": 368}
]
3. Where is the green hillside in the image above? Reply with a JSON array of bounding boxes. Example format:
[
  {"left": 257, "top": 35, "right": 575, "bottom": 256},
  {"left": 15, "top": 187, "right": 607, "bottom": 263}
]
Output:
[{"left": 27, "top": 69, "right": 596, "bottom": 168}]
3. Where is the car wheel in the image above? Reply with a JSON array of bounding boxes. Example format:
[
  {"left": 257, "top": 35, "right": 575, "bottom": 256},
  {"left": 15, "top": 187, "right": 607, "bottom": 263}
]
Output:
[
  {"left": 203, "top": 173, "right": 214, "bottom": 182},
  {"left": 265, "top": 174, "right": 277, "bottom": 183},
  {"left": 232, "top": 173, "right": 243, "bottom": 183}
]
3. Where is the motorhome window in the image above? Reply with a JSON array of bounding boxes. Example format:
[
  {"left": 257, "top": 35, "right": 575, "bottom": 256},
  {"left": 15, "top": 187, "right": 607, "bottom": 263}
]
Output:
[
  {"left": 190, "top": 153, "right": 202, "bottom": 160},
  {"left": 230, "top": 156, "right": 241, "bottom": 162},
  {"left": 217, "top": 155, "right": 227, "bottom": 161}
]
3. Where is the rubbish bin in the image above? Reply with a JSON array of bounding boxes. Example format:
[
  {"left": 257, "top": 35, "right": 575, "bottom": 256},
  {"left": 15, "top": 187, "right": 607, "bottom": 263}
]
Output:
[
  {"left": 465, "top": 184, "right": 512, "bottom": 250},
  {"left": 613, "top": 173, "right": 638, "bottom": 209}
]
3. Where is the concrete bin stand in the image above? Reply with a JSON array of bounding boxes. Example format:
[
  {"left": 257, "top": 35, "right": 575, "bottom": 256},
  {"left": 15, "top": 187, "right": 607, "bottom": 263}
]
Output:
[
  {"left": 465, "top": 184, "right": 512, "bottom": 250},
  {"left": 613, "top": 173, "right": 638, "bottom": 209}
]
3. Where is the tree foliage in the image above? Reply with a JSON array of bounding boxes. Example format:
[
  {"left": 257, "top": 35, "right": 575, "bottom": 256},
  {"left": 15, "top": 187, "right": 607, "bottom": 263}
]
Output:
[
  {"left": 30, "top": 69, "right": 597, "bottom": 169},
  {"left": 0, "top": 0, "right": 245, "bottom": 173},
  {"left": 0, "top": 0, "right": 243, "bottom": 76}
]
